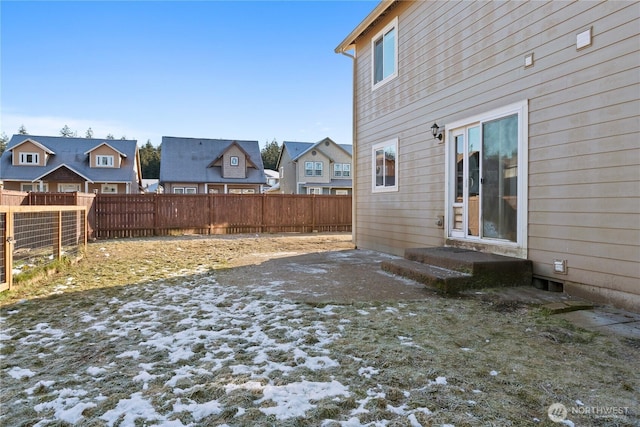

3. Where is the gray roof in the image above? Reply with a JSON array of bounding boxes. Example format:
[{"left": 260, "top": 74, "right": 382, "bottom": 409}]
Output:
[
  {"left": 0, "top": 134, "right": 139, "bottom": 184},
  {"left": 282, "top": 138, "right": 353, "bottom": 162},
  {"left": 159, "top": 136, "right": 266, "bottom": 184}
]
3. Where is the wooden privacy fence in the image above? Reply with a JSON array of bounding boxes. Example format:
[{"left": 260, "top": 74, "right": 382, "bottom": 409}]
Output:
[
  {"left": 0, "top": 205, "right": 87, "bottom": 291},
  {"left": 0, "top": 190, "right": 352, "bottom": 239},
  {"left": 95, "top": 194, "right": 352, "bottom": 238}
]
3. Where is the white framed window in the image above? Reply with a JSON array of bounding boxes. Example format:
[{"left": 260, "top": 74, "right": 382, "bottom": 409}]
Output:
[
  {"left": 101, "top": 184, "right": 118, "bottom": 193},
  {"left": 334, "top": 163, "right": 351, "bottom": 178},
  {"left": 230, "top": 156, "right": 239, "bottom": 166},
  {"left": 372, "top": 17, "right": 398, "bottom": 89},
  {"left": 173, "top": 187, "right": 197, "bottom": 194},
  {"left": 229, "top": 188, "right": 256, "bottom": 194},
  {"left": 307, "top": 187, "right": 322, "bottom": 195},
  {"left": 372, "top": 138, "right": 398, "bottom": 192},
  {"left": 96, "top": 155, "right": 114, "bottom": 167},
  {"left": 305, "top": 161, "right": 323, "bottom": 177},
  {"left": 19, "top": 152, "right": 40, "bottom": 165},
  {"left": 21, "top": 183, "right": 48, "bottom": 192},
  {"left": 335, "top": 189, "right": 349, "bottom": 195},
  {"left": 58, "top": 183, "right": 81, "bottom": 192}
]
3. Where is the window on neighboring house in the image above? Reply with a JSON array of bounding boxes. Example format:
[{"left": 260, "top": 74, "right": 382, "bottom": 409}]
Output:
[
  {"left": 21, "top": 183, "right": 48, "bottom": 192},
  {"left": 373, "top": 138, "right": 398, "bottom": 192},
  {"left": 335, "top": 189, "right": 349, "bottom": 195},
  {"left": 101, "top": 184, "right": 118, "bottom": 193},
  {"left": 19, "top": 152, "right": 40, "bottom": 165},
  {"left": 173, "top": 187, "right": 197, "bottom": 194},
  {"left": 96, "top": 155, "right": 114, "bottom": 167},
  {"left": 229, "top": 188, "right": 256, "bottom": 194},
  {"left": 58, "top": 183, "right": 81, "bottom": 192},
  {"left": 305, "top": 161, "right": 323, "bottom": 177},
  {"left": 307, "top": 187, "right": 322, "bottom": 195},
  {"left": 372, "top": 17, "right": 398, "bottom": 88},
  {"left": 334, "top": 163, "right": 351, "bottom": 178},
  {"left": 230, "top": 156, "right": 239, "bottom": 166}
]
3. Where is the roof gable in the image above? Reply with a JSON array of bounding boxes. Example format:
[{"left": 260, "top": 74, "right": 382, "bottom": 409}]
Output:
[
  {"left": 84, "top": 142, "right": 127, "bottom": 158},
  {"left": 207, "top": 141, "right": 257, "bottom": 168},
  {"left": 159, "top": 136, "right": 266, "bottom": 184},
  {"left": 9, "top": 137, "right": 55, "bottom": 155}
]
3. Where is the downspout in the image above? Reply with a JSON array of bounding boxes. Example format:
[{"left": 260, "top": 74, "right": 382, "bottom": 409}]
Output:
[{"left": 339, "top": 49, "right": 358, "bottom": 248}]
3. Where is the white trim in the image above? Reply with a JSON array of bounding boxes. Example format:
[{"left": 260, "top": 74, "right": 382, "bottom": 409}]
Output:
[
  {"left": 101, "top": 183, "right": 118, "bottom": 193},
  {"left": 445, "top": 100, "right": 528, "bottom": 257},
  {"left": 19, "top": 152, "right": 40, "bottom": 165},
  {"left": 371, "top": 16, "right": 398, "bottom": 90},
  {"left": 58, "top": 183, "right": 81, "bottom": 192},
  {"left": 95, "top": 154, "right": 114, "bottom": 167},
  {"left": 372, "top": 138, "right": 398, "bottom": 193},
  {"left": 21, "top": 182, "right": 48, "bottom": 192}
]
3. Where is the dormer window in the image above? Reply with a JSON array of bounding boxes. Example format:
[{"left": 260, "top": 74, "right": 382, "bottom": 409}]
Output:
[
  {"left": 20, "top": 152, "right": 40, "bottom": 165},
  {"left": 230, "top": 156, "right": 239, "bottom": 166},
  {"left": 96, "top": 155, "right": 114, "bottom": 167}
]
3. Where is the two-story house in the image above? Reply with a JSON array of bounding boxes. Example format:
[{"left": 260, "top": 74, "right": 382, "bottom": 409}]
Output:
[
  {"left": 159, "top": 136, "right": 266, "bottom": 194},
  {"left": 335, "top": 1, "right": 639, "bottom": 311},
  {"left": 0, "top": 134, "right": 142, "bottom": 193},
  {"left": 276, "top": 137, "right": 353, "bottom": 195}
]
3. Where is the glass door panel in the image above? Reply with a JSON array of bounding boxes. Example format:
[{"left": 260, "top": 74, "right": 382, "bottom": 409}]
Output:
[
  {"left": 481, "top": 114, "right": 518, "bottom": 242},
  {"left": 467, "top": 126, "right": 480, "bottom": 237}
]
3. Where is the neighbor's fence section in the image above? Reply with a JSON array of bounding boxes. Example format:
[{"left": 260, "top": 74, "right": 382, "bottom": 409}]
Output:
[
  {"left": 0, "top": 205, "right": 87, "bottom": 291},
  {"left": 95, "top": 194, "right": 351, "bottom": 238},
  {"left": 0, "top": 189, "right": 351, "bottom": 240}
]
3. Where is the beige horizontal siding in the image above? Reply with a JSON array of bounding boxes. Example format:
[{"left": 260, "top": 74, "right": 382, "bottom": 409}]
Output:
[{"left": 349, "top": 0, "right": 639, "bottom": 301}]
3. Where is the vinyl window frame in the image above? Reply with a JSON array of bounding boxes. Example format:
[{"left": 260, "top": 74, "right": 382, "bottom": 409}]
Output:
[
  {"left": 371, "top": 17, "right": 399, "bottom": 90},
  {"left": 372, "top": 138, "right": 398, "bottom": 193},
  {"left": 19, "top": 152, "right": 40, "bottom": 165},
  {"left": 95, "top": 155, "right": 114, "bottom": 167}
]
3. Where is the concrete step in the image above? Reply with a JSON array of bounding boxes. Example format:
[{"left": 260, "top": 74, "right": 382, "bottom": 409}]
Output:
[
  {"left": 381, "top": 258, "right": 471, "bottom": 294},
  {"left": 383, "top": 247, "right": 533, "bottom": 294}
]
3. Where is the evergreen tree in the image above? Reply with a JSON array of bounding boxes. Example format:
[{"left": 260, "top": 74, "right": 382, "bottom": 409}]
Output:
[
  {"left": 18, "top": 125, "right": 28, "bottom": 135},
  {"left": 106, "top": 134, "right": 115, "bottom": 140},
  {"left": 139, "top": 139, "right": 161, "bottom": 179},
  {"left": 261, "top": 139, "right": 280, "bottom": 170},
  {"left": 60, "top": 125, "right": 74, "bottom": 137},
  {"left": 85, "top": 128, "right": 94, "bottom": 138},
  {"left": 0, "top": 132, "right": 8, "bottom": 155}
]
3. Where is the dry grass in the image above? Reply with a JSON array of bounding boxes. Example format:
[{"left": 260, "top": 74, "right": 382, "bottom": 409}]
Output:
[{"left": 1, "top": 234, "right": 638, "bottom": 426}]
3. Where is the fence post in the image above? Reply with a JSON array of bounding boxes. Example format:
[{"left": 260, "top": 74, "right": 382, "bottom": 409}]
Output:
[
  {"left": 208, "top": 194, "right": 213, "bottom": 235},
  {"left": 261, "top": 193, "right": 265, "bottom": 234},
  {"left": 153, "top": 193, "right": 159, "bottom": 236},
  {"left": 312, "top": 195, "right": 316, "bottom": 232},
  {"left": 54, "top": 210, "right": 62, "bottom": 259},
  {"left": 5, "top": 211, "right": 14, "bottom": 290}
]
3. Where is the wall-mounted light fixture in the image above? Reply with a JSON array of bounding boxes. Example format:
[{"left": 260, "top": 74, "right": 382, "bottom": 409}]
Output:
[{"left": 431, "top": 123, "right": 443, "bottom": 141}]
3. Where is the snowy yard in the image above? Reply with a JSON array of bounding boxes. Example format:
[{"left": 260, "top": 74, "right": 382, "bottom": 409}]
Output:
[{"left": 0, "top": 234, "right": 638, "bottom": 426}]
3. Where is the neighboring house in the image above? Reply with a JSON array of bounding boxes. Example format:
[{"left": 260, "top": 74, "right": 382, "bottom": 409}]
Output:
[
  {"left": 263, "top": 169, "right": 280, "bottom": 193},
  {"left": 159, "top": 137, "right": 266, "bottom": 194},
  {"left": 0, "top": 134, "right": 142, "bottom": 193},
  {"left": 335, "top": 1, "right": 639, "bottom": 310},
  {"left": 276, "top": 137, "right": 353, "bottom": 195}
]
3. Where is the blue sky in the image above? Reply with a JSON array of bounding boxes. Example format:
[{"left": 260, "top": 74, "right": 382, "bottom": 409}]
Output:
[{"left": 1, "top": 1, "right": 376, "bottom": 147}]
